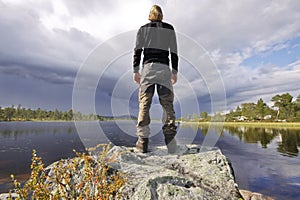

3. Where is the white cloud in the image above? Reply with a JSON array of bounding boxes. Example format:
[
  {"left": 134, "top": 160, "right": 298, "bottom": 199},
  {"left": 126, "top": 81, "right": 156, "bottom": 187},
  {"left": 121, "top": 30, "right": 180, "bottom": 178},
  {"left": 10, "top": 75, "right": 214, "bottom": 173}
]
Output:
[
  {"left": 39, "top": 0, "right": 152, "bottom": 40},
  {"left": 289, "top": 59, "right": 300, "bottom": 70},
  {"left": 1, "top": 0, "right": 300, "bottom": 113},
  {"left": 0, "top": 1, "right": 98, "bottom": 72}
]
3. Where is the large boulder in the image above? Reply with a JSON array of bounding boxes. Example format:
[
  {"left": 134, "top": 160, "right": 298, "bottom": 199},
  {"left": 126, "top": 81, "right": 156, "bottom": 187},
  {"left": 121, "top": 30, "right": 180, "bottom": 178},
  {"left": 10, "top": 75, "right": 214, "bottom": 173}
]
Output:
[{"left": 108, "top": 145, "right": 243, "bottom": 200}]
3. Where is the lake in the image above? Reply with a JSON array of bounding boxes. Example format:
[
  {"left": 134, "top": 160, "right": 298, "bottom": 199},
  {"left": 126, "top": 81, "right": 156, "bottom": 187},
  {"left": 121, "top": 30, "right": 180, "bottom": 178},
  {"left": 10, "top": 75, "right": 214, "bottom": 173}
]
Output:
[{"left": 0, "top": 121, "right": 300, "bottom": 199}]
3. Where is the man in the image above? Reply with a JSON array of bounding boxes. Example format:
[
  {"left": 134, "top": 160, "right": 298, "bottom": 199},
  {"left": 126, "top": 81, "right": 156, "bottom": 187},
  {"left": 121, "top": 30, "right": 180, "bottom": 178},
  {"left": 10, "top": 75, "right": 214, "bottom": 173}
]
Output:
[{"left": 133, "top": 5, "right": 178, "bottom": 153}]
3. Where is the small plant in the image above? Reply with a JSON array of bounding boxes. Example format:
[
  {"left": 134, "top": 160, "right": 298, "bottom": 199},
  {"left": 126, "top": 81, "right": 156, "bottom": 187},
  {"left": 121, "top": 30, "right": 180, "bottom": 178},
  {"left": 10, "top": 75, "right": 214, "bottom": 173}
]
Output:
[{"left": 9, "top": 143, "right": 126, "bottom": 200}]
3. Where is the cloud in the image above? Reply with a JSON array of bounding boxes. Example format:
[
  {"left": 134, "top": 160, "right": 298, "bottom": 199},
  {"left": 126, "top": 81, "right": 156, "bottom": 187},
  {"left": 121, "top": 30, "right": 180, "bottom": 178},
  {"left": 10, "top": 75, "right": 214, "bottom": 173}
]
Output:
[
  {"left": 0, "top": 72, "right": 73, "bottom": 110},
  {"left": 221, "top": 60, "right": 300, "bottom": 109},
  {"left": 0, "top": 65, "right": 75, "bottom": 85},
  {"left": 0, "top": 1, "right": 98, "bottom": 71},
  {"left": 168, "top": 0, "right": 300, "bottom": 52},
  {"left": 39, "top": 0, "right": 152, "bottom": 40},
  {"left": 1, "top": 0, "right": 300, "bottom": 114}
]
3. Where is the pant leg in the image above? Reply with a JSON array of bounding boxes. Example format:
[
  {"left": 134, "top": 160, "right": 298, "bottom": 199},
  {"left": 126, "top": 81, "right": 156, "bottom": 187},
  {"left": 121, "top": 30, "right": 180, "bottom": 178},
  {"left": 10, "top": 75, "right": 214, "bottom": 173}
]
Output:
[
  {"left": 157, "top": 84, "right": 177, "bottom": 137},
  {"left": 136, "top": 84, "right": 155, "bottom": 138}
]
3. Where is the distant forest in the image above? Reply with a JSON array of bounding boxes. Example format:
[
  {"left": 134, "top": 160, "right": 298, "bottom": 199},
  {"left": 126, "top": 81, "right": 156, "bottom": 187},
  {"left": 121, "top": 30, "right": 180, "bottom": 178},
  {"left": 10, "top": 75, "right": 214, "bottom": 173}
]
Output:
[
  {"left": 0, "top": 104, "right": 137, "bottom": 122},
  {"left": 181, "top": 93, "right": 300, "bottom": 122},
  {"left": 0, "top": 105, "right": 98, "bottom": 121},
  {"left": 1, "top": 93, "right": 300, "bottom": 122}
]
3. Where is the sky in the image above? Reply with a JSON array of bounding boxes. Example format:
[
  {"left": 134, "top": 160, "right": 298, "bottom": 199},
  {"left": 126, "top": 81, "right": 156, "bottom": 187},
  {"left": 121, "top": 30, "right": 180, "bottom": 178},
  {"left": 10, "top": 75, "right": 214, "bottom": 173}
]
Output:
[{"left": 0, "top": 0, "right": 300, "bottom": 117}]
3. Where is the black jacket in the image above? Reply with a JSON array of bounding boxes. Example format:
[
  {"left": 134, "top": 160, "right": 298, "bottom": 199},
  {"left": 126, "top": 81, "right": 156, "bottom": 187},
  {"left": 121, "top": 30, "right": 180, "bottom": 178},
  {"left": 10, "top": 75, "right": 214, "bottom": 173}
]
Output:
[{"left": 133, "top": 21, "right": 178, "bottom": 74}]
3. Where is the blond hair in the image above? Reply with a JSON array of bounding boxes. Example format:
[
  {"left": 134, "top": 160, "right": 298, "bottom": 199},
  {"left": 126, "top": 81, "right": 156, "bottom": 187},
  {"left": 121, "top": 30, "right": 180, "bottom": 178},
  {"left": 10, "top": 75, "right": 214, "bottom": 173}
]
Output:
[{"left": 148, "top": 5, "right": 163, "bottom": 21}]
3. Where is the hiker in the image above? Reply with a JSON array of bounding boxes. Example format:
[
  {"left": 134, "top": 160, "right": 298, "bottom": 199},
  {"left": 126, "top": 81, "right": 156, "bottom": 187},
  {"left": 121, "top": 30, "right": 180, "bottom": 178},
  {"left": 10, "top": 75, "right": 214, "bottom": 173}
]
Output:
[{"left": 133, "top": 5, "right": 178, "bottom": 153}]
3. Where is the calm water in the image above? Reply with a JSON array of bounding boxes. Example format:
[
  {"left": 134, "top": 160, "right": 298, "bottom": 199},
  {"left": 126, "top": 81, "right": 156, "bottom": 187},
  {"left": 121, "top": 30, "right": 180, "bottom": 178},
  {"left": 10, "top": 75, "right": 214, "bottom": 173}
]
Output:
[{"left": 0, "top": 121, "right": 300, "bottom": 199}]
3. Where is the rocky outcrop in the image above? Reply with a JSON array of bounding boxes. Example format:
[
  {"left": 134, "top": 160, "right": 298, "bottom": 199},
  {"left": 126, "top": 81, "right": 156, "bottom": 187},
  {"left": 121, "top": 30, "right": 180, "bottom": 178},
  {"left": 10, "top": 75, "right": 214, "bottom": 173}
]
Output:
[
  {"left": 109, "top": 145, "right": 242, "bottom": 200},
  {"left": 1, "top": 145, "right": 274, "bottom": 200},
  {"left": 108, "top": 145, "right": 274, "bottom": 200}
]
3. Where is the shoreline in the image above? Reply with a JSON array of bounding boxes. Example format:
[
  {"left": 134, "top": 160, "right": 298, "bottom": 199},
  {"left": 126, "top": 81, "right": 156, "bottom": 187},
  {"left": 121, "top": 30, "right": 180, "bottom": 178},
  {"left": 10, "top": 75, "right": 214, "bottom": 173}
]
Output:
[
  {"left": 180, "top": 121, "right": 300, "bottom": 128},
  {"left": 0, "top": 119, "right": 136, "bottom": 123},
  {"left": 2, "top": 119, "right": 300, "bottom": 125}
]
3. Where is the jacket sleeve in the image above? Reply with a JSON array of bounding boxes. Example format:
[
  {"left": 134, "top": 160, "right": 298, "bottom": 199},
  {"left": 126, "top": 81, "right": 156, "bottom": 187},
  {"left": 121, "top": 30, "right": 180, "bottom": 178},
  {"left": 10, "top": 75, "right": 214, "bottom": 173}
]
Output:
[
  {"left": 170, "top": 28, "right": 178, "bottom": 74},
  {"left": 133, "top": 28, "right": 143, "bottom": 73}
]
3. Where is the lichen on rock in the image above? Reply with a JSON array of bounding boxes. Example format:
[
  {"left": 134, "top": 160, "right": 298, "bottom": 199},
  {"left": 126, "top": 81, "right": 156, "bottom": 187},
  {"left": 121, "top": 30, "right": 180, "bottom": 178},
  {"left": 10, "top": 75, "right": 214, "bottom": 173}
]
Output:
[{"left": 108, "top": 145, "right": 243, "bottom": 200}]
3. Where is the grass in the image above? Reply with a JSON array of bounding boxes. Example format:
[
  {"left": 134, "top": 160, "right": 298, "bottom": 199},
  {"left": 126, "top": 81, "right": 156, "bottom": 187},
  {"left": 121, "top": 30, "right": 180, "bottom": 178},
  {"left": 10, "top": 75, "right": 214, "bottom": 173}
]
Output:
[{"left": 180, "top": 121, "right": 300, "bottom": 129}]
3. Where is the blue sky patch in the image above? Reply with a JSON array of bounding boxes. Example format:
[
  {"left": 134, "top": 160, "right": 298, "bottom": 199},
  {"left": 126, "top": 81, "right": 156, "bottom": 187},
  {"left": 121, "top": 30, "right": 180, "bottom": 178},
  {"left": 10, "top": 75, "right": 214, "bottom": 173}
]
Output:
[{"left": 242, "top": 36, "right": 300, "bottom": 68}]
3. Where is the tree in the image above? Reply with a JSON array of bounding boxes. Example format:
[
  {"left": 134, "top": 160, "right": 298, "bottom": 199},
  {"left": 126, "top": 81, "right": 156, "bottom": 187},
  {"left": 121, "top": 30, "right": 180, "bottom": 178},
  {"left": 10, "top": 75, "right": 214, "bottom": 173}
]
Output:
[
  {"left": 0, "top": 106, "right": 2, "bottom": 121},
  {"left": 21, "top": 107, "right": 26, "bottom": 120},
  {"left": 24, "top": 108, "right": 34, "bottom": 121},
  {"left": 271, "top": 93, "right": 293, "bottom": 120},
  {"left": 295, "top": 95, "right": 300, "bottom": 119},
  {"left": 255, "top": 98, "right": 266, "bottom": 120},
  {"left": 53, "top": 109, "right": 60, "bottom": 120},
  {"left": 16, "top": 104, "right": 22, "bottom": 120},
  {"left": 3, "top": 105, "right": 15, "bottom": 121},
  {"left": 296, "top": 95, "right": 300, "bottom": 104},
  {"left": 67, "top": 109, "right": 73, "bottom": 121},
  {"left": 37, "top": 108, "right": 42, "bottom": 120},
  {"left": 235, "top": 106, "right": 242, "bottom": 117},
  {"left": 0, "top": 105, "right": 94, "bottom": 122},
  {"left": 241, "top": 102, "right": 256, "bottom": 120},
  {"left": 200, "top": 111, "right": 208, "bottom": 119},
  {"left": 225, "top": 110, "right": 235, "bottom": 121}
]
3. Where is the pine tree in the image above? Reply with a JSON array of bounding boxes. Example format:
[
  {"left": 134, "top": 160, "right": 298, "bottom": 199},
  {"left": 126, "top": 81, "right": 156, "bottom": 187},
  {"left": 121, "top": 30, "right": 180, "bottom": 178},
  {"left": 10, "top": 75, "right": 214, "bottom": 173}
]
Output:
[{"left": 256, "top": 98, "right": 266, "bottom": 120}]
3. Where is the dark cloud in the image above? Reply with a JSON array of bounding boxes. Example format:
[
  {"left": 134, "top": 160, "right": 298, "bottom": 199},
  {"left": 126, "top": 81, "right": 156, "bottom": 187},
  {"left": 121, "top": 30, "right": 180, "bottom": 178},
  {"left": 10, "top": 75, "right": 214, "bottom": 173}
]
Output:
[
  {"left": 0, "top": 65, "right": 75, "bottom": 85},
  {"left": 0, "top": 73, "right": 73, "bottom": 111},
  {"left": 0, "top": 1, "right": 102, "bottom": 110}
]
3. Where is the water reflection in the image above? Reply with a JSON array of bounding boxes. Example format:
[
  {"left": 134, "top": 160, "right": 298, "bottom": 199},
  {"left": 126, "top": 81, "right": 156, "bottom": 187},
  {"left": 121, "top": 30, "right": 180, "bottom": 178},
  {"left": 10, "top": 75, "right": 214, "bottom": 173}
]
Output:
[
  {"left": 1, "top": 122, "right": 300, "bottom": 199},
  {"left": 181, "top": 123, "right": 300, "bottom": 157},
  {"left": 0, "top": 122, "right": 86, "bottom": 193},
  {"left": 224, "top": 126, "right": 300, "bottom": 157},
  {"left": 277, "top": 130, "right": 300, "bottom": 157}
]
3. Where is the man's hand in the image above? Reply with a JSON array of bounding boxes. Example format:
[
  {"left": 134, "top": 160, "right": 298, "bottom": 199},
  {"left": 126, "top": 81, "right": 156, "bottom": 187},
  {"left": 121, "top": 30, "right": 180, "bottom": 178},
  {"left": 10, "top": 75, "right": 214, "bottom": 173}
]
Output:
[
  {"left": 171, "top": 73, "right": 177, "bottom": 85},
  {"left": 133, "top": 72, "right": 141, "bottom": 84}
]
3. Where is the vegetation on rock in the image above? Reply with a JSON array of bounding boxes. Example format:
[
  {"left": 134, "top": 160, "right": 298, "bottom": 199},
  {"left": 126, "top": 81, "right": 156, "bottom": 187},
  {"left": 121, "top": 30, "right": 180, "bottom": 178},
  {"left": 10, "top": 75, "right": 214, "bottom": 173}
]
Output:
[{"left": 9, "top": 144, "right": 126, "bottom": 200}]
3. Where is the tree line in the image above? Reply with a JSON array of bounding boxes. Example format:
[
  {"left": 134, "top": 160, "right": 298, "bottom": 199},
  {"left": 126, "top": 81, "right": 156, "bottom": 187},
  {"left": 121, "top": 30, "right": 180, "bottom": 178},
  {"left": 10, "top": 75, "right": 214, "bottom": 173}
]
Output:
[
  {"left": 0, "top": 104, "right": 98, "bottom": 122},
  {"left": 181, "top": 93, "right": 300, "bottom": 122},
  {"left": 2, "top": 93, "right": 300, "bottom": 122},
  {"left": 227, "top": 93, "right": 300, "bottom": 122}
]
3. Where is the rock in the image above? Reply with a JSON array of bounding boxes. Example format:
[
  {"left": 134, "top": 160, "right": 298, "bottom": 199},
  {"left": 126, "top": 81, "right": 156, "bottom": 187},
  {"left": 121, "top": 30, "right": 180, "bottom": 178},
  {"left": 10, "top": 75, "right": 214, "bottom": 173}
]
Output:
[
  {"left": 108, "top": 145, "right": 243, "bottom": 200},
  {"left": 239, "top": 190, "right": 274, "bottom": 200},
  {"left": 1, "top": 145, "right": 274, "bottom": 200}
]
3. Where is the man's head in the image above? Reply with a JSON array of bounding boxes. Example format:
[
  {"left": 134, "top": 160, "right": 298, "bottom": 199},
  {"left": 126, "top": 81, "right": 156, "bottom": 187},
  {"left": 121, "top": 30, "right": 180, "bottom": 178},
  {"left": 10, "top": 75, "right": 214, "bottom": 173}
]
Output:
[{"left": 149, "top": 5, "right": 163, "bottom": 21}]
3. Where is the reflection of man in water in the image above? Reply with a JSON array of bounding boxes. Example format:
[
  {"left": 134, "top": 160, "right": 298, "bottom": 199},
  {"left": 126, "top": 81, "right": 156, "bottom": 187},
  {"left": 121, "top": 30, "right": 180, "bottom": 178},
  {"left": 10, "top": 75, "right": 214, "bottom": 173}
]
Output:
[{"left": 133, "top": 5, "right": 178, "bottom": 153}]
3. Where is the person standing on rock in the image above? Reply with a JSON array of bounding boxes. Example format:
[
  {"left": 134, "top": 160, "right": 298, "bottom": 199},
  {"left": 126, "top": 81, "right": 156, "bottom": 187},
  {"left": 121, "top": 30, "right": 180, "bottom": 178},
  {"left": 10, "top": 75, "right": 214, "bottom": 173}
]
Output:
[{"left": 133, "top": 5, "right": 178, "bottom": 153}]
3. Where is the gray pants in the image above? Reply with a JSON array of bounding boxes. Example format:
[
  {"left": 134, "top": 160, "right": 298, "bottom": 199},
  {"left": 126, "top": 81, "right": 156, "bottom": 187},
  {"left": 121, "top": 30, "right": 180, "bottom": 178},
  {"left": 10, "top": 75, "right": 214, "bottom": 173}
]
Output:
[{"left": 136, "top": 63, "right": 177, "bottom": 138}]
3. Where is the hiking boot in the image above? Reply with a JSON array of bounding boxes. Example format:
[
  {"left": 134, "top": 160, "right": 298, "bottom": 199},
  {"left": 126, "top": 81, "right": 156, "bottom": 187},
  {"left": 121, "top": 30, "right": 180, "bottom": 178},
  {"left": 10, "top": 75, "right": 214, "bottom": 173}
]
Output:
[
  {"left": 165, "top": 137, "right": 177, "bottom": 154},
  {"left": 136, "top": 137, "right": 149, "bottom": 153}
]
